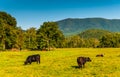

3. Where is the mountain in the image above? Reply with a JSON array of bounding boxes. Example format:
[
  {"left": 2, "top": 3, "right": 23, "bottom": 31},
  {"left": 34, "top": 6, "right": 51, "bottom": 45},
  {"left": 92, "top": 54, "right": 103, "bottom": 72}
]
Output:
[
  {"left": 56, "top": 18, "right": 120, "bottom": 36},
  {"left": 78, "top": 29, "right": 112, "bottom": 39}
]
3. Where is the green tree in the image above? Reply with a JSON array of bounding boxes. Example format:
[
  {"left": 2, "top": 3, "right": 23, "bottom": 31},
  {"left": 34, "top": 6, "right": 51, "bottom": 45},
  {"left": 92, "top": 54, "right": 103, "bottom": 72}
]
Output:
[
  {"left": 37, "top": 22, "right": 64, "bottom": 50},
  {"left": 0, "top": 19, "right": 6, "bottom": 50},
  {"left": 14, "top": 27, "right": 24, "bottom": 50},
  {"left": 99, "top": 33, "right": 120, "bottom": 48},
  {"left": 86, "top": 38, "right": 99, "bottom": 48},
  {"left": 0, "top": 11, "right": 16, "bottom": 27},
  {"left": 0, "top": 11, "right": 17, "bottom": 50},
  {"left": 24, "top": 27, "right": 37, "bottom": 49}
]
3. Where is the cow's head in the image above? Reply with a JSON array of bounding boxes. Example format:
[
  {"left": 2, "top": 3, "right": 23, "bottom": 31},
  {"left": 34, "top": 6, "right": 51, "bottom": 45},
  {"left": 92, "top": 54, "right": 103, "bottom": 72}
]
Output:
[
  {"left": 24, "top": 61, "right": 28, "bottom": 65},
  {"left": 85, "top": 57, "right": 91, "bottom": 62}
]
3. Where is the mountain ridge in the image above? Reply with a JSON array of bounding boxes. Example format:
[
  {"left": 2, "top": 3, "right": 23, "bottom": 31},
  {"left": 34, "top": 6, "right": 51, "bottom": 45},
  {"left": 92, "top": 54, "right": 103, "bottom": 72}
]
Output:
[{"left": 56, "top": 18, "right": 120, "bottom": 36}]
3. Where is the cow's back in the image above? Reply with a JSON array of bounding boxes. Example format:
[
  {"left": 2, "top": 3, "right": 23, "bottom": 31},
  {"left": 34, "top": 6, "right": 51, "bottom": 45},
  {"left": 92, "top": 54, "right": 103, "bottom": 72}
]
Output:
[
  {"left": 96, "top": 54, "right": 104, "bottom": 57},
  {"left": 31, "top": 54, "right": 40, "bottom": 61},
  {"left": 77, "top": 57, "right": 85, "bottom": 63}
]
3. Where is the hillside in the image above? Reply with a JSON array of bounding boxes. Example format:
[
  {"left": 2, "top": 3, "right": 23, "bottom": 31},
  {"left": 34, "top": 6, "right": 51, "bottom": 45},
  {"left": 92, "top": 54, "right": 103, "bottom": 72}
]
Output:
[
  {"left": 78, "top": 29, "right": 112, "bottom": 39},
  {"left": 56, "top": 18, "right": 120, "bottom": 36}
]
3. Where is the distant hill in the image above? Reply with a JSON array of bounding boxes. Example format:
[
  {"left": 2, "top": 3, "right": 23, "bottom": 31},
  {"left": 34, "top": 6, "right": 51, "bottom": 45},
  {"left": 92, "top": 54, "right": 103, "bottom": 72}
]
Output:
[
  {"left": 56, "top": 18, "right": 120, "bottom": 36},
  {"left": 78, "top": 29, "right": 112, "bottom": 39}
]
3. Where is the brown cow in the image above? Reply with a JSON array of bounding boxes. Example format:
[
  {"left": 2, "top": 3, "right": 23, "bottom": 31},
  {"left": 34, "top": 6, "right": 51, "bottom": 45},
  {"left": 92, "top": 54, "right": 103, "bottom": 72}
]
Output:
[
  {"left": 77, "top": 57, "right": 91, "bottom": 68},
  {"left": 96, "top": 54, "right": 104, "bottom": 57}
]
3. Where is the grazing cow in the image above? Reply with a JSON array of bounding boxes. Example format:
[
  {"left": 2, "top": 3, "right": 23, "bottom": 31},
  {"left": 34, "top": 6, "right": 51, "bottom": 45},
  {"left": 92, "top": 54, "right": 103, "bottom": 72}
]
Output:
[
  {"left": 96, "top": 54, "right": 104, "bottom": 57},
  {"left": 24, "top": 54, "right": 40, "bottom": 65},
  {"left": 77, "top": 57, "right": 91, "bottom": 68}
]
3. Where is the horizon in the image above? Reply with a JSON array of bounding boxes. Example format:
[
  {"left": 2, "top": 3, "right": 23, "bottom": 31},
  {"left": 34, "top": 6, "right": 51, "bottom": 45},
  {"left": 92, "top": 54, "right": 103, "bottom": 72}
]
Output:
[
  {"left": 0, "top": 0, "right": 120, "bottom": 30},
  {"left": 57, "top": 17, "right": 120, "bottom": 21}
]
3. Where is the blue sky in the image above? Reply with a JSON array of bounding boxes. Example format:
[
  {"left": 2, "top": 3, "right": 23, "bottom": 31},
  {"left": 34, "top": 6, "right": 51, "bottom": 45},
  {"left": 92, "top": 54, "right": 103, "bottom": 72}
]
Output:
[{"left": 0, "top": 0, "right": 120, "bottom": 30}]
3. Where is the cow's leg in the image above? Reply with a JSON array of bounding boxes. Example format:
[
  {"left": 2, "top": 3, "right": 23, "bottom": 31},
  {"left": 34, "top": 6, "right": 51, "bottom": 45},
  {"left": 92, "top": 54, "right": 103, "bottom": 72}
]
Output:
[
  {"left": 29, "top": 61, "right": 31, "bottom": 64},
  {"left": 38, "top": 59, "right": 40, "bottom": 64},
  {"left": 36, "top": 59, "right": 40, "bottom": 64},
  {"left": 37, "top": 61, "right": 39, "bottom": 64},
  {"left": 78, "top": 63, "right": 82, "bottom": 68},
  {"left": 83, "top": 63, "right": 85, "bottom": 68},
  {"left": 30, "top": 62, "right": 32, "bottom": 64},
  {"left": 79, "top": 65, "right": 82, "bottom": 68},
  {"left": 83, "top": 64, "right": 85, "bottom": 68}
]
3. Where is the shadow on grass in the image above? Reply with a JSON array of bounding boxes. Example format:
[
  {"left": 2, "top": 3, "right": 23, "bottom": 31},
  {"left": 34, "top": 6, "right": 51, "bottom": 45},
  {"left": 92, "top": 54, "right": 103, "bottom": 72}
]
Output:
[{"left": 71, "top": 66, "right": 80, "bottom": 69}]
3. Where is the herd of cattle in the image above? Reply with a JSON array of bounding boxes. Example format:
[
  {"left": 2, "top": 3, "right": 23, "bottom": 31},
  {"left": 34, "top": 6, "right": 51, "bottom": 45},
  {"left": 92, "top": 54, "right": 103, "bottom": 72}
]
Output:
[{"left": 24, "top": 54, "right": 104, "bottom": 68}]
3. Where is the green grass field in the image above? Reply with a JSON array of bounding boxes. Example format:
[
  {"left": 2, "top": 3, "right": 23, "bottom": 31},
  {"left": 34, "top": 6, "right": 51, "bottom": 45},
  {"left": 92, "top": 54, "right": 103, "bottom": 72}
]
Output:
[{"left": 0, "top": 48, "right": 120, "bottom": 77}]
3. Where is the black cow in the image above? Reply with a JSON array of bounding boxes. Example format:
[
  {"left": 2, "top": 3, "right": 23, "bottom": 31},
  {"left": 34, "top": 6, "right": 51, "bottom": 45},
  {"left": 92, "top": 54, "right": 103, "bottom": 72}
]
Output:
[
  {"left": 24, "top": 54, "right": 40, "bottom": 65},
  {"left": 77, "top": 57, "right": 91, "bottom": 68},
  {"left": 96, "top": 54, "right": 104, "bottom": 57}
]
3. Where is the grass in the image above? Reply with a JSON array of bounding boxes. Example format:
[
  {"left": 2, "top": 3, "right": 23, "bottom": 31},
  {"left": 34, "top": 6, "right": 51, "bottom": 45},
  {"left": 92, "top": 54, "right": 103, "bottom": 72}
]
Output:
[{"left": 0, "top": 48, "right": 120, "bottom": 77}]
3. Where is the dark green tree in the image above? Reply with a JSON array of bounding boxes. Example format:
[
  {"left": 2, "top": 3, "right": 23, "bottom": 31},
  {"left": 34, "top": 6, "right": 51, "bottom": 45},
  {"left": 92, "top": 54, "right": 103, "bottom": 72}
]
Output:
[
  {"left": 0, "top": 19, "right": 6, "bottom": 50},
  {"left": 99, "top": 33, "right": 120, "bottom": 48},
  {"left": 0, "top": 11, "right": 17, "bottom": 50}
]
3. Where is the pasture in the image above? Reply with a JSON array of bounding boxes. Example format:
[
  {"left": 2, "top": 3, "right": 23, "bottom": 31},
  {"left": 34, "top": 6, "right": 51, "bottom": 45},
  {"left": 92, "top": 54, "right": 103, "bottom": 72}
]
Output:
[{"left": 0, "top": 48, "right": 120, "bottom": 77}]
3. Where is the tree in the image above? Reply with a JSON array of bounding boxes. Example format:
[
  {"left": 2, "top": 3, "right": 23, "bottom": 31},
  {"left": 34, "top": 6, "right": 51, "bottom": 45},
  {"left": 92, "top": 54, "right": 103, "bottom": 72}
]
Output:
[
  {"left": 0, "top": 11, "right": 16, "bottom": 27},
  {"left": 37, "top": 22, "right": 64, "bottom": 50},
  {"left": 0, "top": 11, "right": 17, "bottom": 50},
  {"left": 65, "top": 35, "right": 81, "bottom": 48},
  {"left": 24, "top": 27, "right": 37, "bottom": 49},
  {"left": 14, "top": 27, "right": 24, "bottom": 50},
  {"left": 86, "top": 38, "right": 99, "bottom": 48},
  {"left": 99, "top": 33, "right": 120, "bottom": 48},
  {"left": 0, "top": 19, "right": 6, "bottom": 50}
]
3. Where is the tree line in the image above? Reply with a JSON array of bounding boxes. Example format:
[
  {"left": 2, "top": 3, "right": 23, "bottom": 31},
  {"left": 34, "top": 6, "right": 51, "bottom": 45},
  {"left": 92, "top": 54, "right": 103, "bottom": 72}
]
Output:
[
  {"left": 64, "top": 33, "right": 120, "bottom": 48},
  {"left": 0, "top": 12, "right": 64, "bottom": 51},
  {"left": 0, "top": 11, "right": 120, "bottom": 51}
]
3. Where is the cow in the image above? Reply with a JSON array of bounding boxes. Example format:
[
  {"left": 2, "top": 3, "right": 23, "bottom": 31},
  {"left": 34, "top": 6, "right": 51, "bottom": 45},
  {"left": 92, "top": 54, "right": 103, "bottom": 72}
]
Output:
[
  {"left": 96, "top": 54, "right": 104, "bottom": 57},
  {"left": 77, "top": 57, "right": 91, "bottom": 68},
  {"left": 24, "top": 54, "right": 40, "bottom": 65}
]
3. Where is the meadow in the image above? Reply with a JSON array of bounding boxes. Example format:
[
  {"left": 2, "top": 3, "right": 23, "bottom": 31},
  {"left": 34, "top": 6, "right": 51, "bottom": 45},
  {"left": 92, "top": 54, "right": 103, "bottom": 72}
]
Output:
[{"left": 0, "top": 48, "right": 120, "bottom": 77}]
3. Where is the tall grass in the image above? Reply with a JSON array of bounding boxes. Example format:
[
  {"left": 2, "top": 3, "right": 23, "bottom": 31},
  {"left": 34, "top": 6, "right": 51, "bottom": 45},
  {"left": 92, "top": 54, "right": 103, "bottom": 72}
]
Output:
[{"left": 0, "top": 48, "right": 120, "bottom": 77}]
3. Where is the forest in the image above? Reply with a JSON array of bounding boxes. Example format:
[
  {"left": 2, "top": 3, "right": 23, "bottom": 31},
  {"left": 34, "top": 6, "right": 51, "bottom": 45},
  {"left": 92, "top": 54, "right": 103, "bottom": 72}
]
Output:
[{"left": 0, "top": 11, "right": 120, "bottom": 51}]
